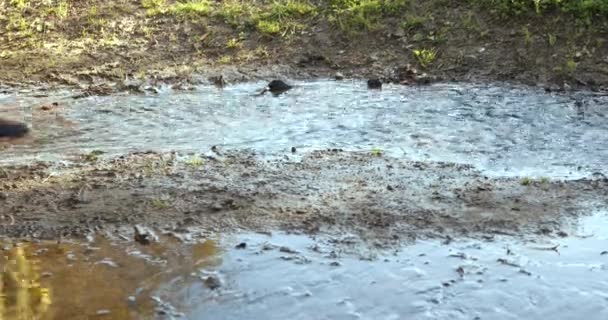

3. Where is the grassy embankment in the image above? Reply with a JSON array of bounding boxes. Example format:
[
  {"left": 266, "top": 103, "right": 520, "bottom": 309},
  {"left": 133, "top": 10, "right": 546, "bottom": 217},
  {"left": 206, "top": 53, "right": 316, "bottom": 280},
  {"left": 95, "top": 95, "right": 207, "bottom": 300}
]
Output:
[{"left": 0, "top": 0, "right": 606, "bottom": 87}]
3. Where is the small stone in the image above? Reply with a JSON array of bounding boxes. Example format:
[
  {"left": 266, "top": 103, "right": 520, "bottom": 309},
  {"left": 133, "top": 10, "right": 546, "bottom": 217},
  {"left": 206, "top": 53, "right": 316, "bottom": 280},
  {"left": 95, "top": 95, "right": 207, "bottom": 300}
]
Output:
[
  {"left": 329, "top": 261, "right": 341, "bottom": 267},
  {"left": 279, "top": 246, "right": 298, "bottom": 254},
  {"left": 291, "top": 146, "right": 297, "bottom": 153},
  {"left": 601, "top": 251, "right": 608, "bottom": 255},
  {"left": 267, "top": 80, "right": 292, "bottom": 94},
  {"left": 144, "top": 86, "right": 160, "bottom": 94},
  {"left": 367, "top": 79, "right": 382, "bottom": 89},
  {"left": 211, "top": 203, "right": 223, "bottom": 211},
  {"left": 133, "top": 225, "right": 158, "bottom": 245},
  {"left": 96, "top": 310, "right": 111, "bottom": 316},
  {"left": 204, "top": 276, "right": 221, "bottom": 289},
  {"left": 556, "top": 231, "right": 568, "bottom": 238},
  {"left": 235, "top": 242, "right": 247, "bottom": 249},
  {"left": 334, "top": 72, "right": 344, "bottom": 80},
  {"left": 386, "top": 185, "right": 394, "bottom": 191}
]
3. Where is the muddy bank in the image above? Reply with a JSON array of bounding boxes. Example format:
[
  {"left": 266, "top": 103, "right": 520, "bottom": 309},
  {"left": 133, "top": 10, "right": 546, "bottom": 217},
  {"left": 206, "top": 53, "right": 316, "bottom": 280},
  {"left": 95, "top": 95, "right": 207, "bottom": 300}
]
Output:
[
  {"left": 1, "top": 150, "right": 606, "bottom": 243},
  {"left": 1, "top": 1, "right": 608, "bottom": 93}
]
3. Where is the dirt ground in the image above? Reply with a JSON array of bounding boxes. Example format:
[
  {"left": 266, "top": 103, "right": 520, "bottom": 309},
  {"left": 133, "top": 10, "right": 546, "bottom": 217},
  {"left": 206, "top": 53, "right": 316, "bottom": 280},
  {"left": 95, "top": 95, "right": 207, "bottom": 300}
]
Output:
[
  {"left": 1, "top": 149, "right": 606, "bottom": 244},
  {"left": 2, "top": 1, "right": 608, "bottom": 244},
  {"left": 1, "top": 0, "right": 607, "bottom": 93}
]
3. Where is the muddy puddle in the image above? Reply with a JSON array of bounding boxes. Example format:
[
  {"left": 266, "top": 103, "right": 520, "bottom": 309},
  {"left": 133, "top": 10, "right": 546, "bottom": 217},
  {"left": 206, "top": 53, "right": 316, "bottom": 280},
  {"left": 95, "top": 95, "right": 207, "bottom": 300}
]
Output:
[
  {"left": 2, "top": 80, "right": 608, "bottom": 178},
  {"left": 2, "top": 79, "right": 608, "bottom": 319},
  {"left": 2, "top": 212, "right": 607, "bottom": 320}
]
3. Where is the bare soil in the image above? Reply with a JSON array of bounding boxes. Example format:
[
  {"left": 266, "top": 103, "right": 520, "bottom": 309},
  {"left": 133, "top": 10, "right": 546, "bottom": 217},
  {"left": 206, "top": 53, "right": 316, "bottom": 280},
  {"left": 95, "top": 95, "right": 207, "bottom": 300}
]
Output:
[
  {"left": 1, "top": 149, "right": 606, "bottom": 244},
  {"left": 1, "top": 1, "right": 607, "bottom": 92}
]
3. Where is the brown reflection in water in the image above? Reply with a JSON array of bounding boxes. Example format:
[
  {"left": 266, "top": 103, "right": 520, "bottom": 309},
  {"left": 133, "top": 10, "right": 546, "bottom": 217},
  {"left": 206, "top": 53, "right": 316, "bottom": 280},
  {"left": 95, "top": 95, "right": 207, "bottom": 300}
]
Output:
[{"left": 0, "top": 237, "right": 220, "bottom": 320}]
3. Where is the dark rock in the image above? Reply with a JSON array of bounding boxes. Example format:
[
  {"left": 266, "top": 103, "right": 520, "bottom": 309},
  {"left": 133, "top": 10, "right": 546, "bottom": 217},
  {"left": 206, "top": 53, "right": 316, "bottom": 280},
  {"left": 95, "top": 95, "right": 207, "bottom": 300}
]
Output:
[
  {"left": 334, "top": 72, "right": 344, "bottom": 80},
  {"left": 235, "top": 242, "right": 247, "bottom": 249},
  {"left": 0, "top": 118, "right": 29, "bottom": 138},
  {"left": 291, "top": 146, "right": 297, "bottom": 153},
  {"left": 267, "top": 80, "right": 292, "bottom": 93},
  {"left": 204, "top": 276, "right": 221, "bottom": 289},
  {"left": 367, "top": 79, "right": 382, "bottom": 89}
]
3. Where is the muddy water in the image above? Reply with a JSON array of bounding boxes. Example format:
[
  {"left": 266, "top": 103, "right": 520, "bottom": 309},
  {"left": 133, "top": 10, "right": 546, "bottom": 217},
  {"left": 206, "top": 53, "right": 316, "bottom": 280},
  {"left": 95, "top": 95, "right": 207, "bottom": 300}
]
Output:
[
  {"left": 2, "top": 81, "right": 608, "bottom": 178},
  {"left": 0, "top": 236, "right": 221, "bottom": 319},
  {"left": 1, "top": 213, "right": 607, "bottom": 320},
  {"left": 2, "top": 80, "right": 608, "bottom": 319}
]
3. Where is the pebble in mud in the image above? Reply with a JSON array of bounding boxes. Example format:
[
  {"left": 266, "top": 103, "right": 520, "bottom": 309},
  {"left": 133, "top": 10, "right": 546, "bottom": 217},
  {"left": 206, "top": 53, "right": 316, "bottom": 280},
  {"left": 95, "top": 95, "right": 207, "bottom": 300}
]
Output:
[
  {"left": 96, "top": 310, "right": 111, "bottom": 316},
  {"left": 133, "top": 225, "right": 158, "bottom": 245}
]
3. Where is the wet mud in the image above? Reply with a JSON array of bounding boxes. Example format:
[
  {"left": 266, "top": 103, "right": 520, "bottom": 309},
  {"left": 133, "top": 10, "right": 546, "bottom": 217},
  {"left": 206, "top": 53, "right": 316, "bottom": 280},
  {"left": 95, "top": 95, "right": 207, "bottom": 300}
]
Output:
[{"left": 0, "top": 150, "right": 606, "bottom": 244}]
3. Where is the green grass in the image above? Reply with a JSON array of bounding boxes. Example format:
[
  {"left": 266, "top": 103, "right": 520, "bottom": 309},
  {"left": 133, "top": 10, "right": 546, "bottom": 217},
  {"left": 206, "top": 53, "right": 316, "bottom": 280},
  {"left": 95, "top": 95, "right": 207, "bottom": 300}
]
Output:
[
  {"left": 170, "top": 0, "right": 212, "bottom": 17},
  {"left": 402, "top": 13, "right": 426, "bottom": 31},
  {"left": 566, "top": 58, "right": 577, "bottom": 74},
  {"left": 226, "top": 37, "right": 242, "bottom": 48},
  {"left": 150, "top": 197, "right": 171, "bottom": 209},
  {"left": 141, "top": 0, "right": 167, "bottom": 16},
  {"left": 329, "top": 0, "right": 409, "bottom": 31},
  {"left": 252, "top": 1, "right": 317, "bottom": 35},
  {"left": 216, "top": 0, "right": 252, "bottom": 26},
  {"left": 370, "top": 147, "right": 383, "bottom": 157},
  {"left": 547, "top": 33, "right": 557, "bottom": 46},
  {"left": 413, "top": 48, "right": 437, "bottom": 68},
  {"left": 185, "top": 154, "right": 205, "bottom": 167},
  {"left": 471, "top": 0, "right": 608, "bottom": 22}
]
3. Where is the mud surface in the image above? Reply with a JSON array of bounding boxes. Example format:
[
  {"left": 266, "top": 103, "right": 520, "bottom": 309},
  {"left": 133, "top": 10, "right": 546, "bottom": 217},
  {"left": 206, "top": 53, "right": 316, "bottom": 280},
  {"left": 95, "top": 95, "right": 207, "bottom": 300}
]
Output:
[{"left": 0, "top": 149, "right": 606, "bottom": 242}]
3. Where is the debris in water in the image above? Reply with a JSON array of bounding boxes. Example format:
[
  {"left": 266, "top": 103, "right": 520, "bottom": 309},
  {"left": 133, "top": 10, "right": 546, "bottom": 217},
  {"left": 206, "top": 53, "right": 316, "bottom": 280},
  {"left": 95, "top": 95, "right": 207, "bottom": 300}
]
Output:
[
  {"left": 600, "top": 251, "right": 607, "bottom": 255},
  {"left": 96, "top": 309, "right": 111, "bottom": 316},
  {"left": 235, "top": 242, "right": 247, "bottom": 249},
  {"left": 497, "top": 258, "right": 521, "bottom": 268},
  {"left": 519, "top": 269, "right": 533, "bottom": 276},
  {"left": 204, "top": 276, "right": 222, "bottom": 290},
  {"left": 456, "top": 266, "right": 465, "bottom": 278},
  {"left": 529, "top": 244, "right": 560, "bottom": 254},
  {"left": 367, "top": 79, "right": 382, "bottom": 89},
  {"left": 279, "top": 246, "right": 298, "bottom": 254},
  {"left": 133, "top": 225, "right": 159, "bottom": 245}
]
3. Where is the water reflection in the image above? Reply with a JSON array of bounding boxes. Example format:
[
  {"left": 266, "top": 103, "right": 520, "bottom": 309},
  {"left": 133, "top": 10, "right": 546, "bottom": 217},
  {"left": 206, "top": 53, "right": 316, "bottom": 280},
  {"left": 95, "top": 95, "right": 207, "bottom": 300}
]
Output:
[
  {"left": 0, "top": 237, "right": 220, "bottom": 320},
  {"left": 0, "top": 244, "right": 51, "bottom": 320},
  {"left": 2, "top": 81, "right": 608, "bottom": 178}
]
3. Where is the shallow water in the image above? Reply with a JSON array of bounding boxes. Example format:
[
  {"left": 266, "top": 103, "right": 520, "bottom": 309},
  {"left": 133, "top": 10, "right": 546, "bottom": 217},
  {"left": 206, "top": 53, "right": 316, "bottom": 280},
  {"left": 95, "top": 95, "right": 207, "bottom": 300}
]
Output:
[
  {"left": 1, "top": 213, "right": 607, "bottom": 320},
  {"left": 2, "top": 80, "right": 608, "bottom": 178},
  {"left": 2, "top": 80, "right": 608, "bottom": 319}
]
